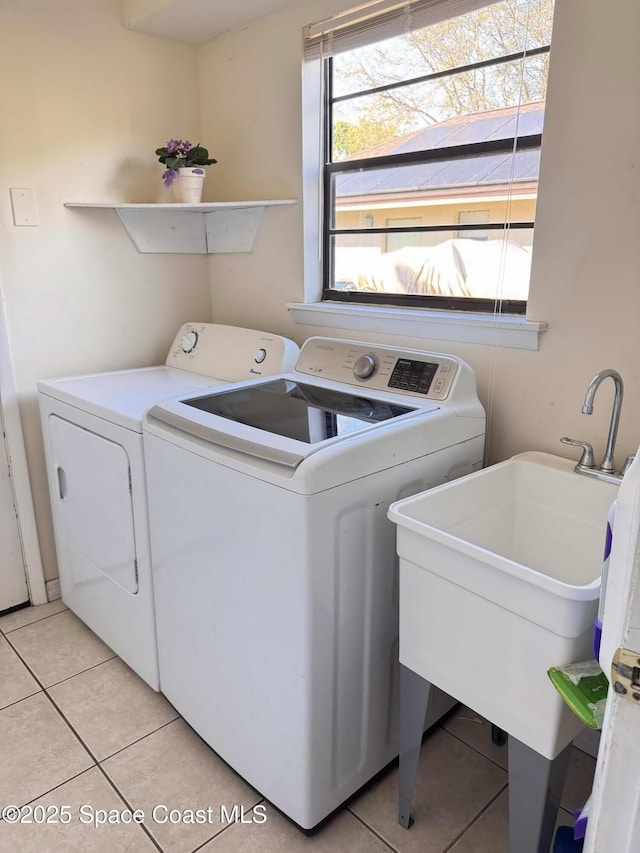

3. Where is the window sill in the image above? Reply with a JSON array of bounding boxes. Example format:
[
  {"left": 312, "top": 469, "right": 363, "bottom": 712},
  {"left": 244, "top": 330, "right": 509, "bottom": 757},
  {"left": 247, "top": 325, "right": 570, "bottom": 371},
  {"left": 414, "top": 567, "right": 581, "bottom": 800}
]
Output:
[{"left": 287, "top": 301, "right": 547, "bottom": 351}]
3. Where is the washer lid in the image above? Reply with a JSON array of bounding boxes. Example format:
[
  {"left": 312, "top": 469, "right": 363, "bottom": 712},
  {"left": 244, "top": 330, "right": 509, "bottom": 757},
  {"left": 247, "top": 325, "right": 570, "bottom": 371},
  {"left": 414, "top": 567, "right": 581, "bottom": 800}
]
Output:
[
  {"left": 146, "top": 377, "right": 435, "bottom": 469},
  {"left": 184, "top": 379, "right": 415, "bottom": 443}
]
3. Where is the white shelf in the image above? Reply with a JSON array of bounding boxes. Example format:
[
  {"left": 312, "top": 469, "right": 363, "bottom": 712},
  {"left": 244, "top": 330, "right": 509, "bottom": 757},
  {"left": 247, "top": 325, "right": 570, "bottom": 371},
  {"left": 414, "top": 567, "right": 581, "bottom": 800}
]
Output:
[{"left": 64, "top": 200, "right": 298, "bottom": 254}]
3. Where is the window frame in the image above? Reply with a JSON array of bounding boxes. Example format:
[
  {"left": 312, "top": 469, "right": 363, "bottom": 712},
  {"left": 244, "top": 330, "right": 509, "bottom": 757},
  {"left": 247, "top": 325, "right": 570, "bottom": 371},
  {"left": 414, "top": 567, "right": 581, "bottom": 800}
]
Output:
[{"left": 321, "top": 34, "right": 551, "bottom": 315}]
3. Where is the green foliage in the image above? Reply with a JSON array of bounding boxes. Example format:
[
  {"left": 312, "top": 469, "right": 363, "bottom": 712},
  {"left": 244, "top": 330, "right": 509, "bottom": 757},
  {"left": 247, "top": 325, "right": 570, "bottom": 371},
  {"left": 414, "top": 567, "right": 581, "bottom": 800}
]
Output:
[
  {"left": 331, "top": 0, "right": 554, "bottom": 159},
  {"left": 155, "top": 143, "right": 217, "bottom": 168},
  {"left": 184, "top": 145, "right": 217, "bottom": 166},
  {"left": 333, "top": 117, "right": 405, "bottom": 158}
]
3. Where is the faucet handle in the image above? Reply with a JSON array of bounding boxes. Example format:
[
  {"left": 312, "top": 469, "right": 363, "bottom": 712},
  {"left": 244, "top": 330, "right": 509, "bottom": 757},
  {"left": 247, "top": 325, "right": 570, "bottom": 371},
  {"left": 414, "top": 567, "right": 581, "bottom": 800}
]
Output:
[
  {"left": 561, "top": 437, "right": 596, "bottom": 470},
  {"left": 621, "top": 454, "right": 636, "bottom": 476}
]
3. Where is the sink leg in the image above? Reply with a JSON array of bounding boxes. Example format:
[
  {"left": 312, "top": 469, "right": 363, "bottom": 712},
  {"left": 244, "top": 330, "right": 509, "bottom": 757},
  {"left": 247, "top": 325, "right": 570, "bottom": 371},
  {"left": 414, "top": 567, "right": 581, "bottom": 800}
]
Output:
[
  {"left": 508, "top": 736, "right": 572, "bottom": 853},
  {"left": 398, "top": 664, "right": 431, "bottom": 829},
  {"left": 491, "top": 724, "right": 508, "bottom": 747}
]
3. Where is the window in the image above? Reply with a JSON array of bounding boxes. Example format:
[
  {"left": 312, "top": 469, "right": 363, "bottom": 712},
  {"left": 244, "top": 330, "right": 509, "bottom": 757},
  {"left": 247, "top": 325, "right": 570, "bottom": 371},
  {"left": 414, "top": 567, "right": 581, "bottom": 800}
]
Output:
[
  {"left": 457, "top": 210, "right": 490, "bottom": 241},
  {"left": 386, "top": 217, "right": 423, "bottom": 251},
  {"left": 308, "top": 0, "right": 554, "bottom": 314}
]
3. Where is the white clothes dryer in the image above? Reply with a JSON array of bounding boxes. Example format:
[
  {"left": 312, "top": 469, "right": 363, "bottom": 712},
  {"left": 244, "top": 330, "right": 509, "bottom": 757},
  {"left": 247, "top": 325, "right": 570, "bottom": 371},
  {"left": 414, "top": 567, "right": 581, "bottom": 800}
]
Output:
[
  {"left": 143, "top": 336, "right": 486, "bottom": 828},
  {"left": 38, "top": 323, "right": 298, "bottom": 690}
]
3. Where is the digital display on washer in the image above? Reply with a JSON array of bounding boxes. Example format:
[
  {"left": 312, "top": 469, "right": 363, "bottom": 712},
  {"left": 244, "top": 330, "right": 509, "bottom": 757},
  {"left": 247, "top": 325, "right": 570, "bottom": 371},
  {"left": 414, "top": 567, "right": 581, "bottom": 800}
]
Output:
[
  {"left": 184, "top": 380, "right": 416, "bottom": 444},
  {"left": 388, "top": 358, "right": 439, "bottom": 394}
]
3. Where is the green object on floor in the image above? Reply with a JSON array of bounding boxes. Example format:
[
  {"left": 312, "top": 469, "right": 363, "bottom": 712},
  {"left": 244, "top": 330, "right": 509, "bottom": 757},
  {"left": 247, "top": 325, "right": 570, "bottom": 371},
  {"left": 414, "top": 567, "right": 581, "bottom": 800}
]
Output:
[{"left": 547, "top": 660, "right": 608, "bottom": 730}]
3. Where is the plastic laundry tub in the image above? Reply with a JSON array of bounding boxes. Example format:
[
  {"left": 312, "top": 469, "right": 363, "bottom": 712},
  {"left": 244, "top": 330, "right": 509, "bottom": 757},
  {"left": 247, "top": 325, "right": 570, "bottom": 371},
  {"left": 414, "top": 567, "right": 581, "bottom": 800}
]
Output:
[{"left": 389, "top": 451, "right": 619, "bottom": 759}]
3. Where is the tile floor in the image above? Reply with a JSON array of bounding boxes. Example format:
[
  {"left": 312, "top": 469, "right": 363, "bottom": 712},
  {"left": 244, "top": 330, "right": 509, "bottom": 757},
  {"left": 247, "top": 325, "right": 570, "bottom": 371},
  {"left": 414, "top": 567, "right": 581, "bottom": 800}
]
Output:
[{"left": 0, "top": 602, "right": 595, "bottom": 852}]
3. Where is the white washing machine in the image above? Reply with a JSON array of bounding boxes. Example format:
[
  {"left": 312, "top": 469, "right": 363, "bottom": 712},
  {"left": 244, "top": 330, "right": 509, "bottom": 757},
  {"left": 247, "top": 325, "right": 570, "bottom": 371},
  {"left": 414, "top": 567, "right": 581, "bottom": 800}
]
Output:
[
  {"left": 38, "top": 323, "right": 298, "bottom": 690},
  {"left": 143, "top": 337, "right": 486, "bottom": 828}
]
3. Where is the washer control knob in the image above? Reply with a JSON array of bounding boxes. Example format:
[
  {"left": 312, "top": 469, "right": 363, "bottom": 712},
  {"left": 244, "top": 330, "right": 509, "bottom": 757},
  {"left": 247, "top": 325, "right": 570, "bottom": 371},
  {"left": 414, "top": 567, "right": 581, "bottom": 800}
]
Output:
[
  {"left": 180, "top": 331, "right": 198, "bottom": 354},
  {"left": 254, "top": 348, "right": 267, "bottom": 364},
  {"left": 353, "top": 354, "right": 378, "bottom": 380}
]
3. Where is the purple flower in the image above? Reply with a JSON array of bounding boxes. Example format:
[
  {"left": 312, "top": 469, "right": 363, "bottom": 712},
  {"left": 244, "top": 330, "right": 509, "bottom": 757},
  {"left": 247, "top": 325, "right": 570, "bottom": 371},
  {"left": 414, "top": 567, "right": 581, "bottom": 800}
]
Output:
[
  {"left": 162, "top": 168, "right": 179, "bottom": 187},
  {"left": 157, "top": 137, "right": 215, "bottom": 186}
]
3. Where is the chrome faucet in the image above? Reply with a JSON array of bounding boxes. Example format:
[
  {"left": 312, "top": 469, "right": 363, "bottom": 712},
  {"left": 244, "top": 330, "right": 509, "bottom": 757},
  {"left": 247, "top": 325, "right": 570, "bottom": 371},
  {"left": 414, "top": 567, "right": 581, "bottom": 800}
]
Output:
[
  {"left": 561, "top": 368, "right": 625, "bottom": 483},
  {"left": 581, "top": 369, "right": 624, "bottom": 473}
]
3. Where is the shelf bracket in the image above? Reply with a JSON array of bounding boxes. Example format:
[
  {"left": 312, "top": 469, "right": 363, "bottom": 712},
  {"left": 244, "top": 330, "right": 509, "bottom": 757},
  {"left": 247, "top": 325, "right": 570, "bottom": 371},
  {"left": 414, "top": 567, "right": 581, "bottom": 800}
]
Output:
[
  {"left": 64, "top": 200, "right": 297, "bottom": 255},
  {"left": 204, "top": 207, "right": 264, "bottom": 253},
  {"left": 116, "top": 208, "right": 207, "bottom": 253}
]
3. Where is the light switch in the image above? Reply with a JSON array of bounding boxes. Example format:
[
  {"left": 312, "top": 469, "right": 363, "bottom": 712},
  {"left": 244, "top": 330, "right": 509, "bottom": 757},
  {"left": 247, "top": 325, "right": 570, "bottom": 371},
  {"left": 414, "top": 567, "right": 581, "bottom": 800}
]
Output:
[{"left": 10, "top": 188, "right": 38, "bottom": 226}]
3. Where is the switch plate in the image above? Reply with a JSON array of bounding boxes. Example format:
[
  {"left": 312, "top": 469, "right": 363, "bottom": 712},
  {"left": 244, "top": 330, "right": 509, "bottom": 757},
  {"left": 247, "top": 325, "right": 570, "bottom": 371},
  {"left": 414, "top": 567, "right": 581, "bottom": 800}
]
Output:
[{"left": 10, "top": 188, "right": 38, "bottom": 226}]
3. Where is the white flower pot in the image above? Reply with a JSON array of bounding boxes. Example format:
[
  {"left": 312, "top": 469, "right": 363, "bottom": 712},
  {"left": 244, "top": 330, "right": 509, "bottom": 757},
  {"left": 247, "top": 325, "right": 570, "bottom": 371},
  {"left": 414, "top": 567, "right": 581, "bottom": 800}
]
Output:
[{"left": 172, "top": 167, "right": 205, "bottom": 203}]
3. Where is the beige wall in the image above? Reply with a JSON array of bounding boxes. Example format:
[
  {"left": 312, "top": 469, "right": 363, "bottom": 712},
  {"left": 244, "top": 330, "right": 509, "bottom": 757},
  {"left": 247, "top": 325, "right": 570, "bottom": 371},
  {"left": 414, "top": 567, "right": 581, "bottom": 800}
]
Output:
[
  {"left": 336, "top": 198, "right": 535, "bottom": 251},
  {"left": 0, "top": 0, "right": 212, "bottom": 581},
  {"left": 337, "top": 199, "right": 535, "bottom": 233},
  {"left": 3, "top": 0, "right": 640, "bottom": 586},
  {"left": 197, "top": 0, "right": 640, "bottom": 467}
]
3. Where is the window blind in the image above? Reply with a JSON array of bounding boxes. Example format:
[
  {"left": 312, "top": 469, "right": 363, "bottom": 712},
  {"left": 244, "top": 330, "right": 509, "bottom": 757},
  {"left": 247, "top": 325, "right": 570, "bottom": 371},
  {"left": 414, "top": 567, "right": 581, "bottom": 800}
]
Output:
[{"left": 304, "top": 0, "right": 499, "bottom": 59}]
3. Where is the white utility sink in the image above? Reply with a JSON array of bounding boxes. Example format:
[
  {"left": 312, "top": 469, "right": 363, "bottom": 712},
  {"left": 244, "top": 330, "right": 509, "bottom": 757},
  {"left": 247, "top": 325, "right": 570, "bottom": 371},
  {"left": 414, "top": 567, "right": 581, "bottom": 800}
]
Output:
[{"left": 389, "top": 451, "right": 619, "bottom": 759}]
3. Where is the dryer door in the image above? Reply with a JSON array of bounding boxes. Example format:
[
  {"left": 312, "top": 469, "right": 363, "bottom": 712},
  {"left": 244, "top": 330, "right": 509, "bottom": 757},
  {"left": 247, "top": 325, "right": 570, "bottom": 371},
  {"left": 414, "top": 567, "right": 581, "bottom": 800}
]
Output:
[{"left": 49, "top": 415, "right": 139, "bottom": 594}]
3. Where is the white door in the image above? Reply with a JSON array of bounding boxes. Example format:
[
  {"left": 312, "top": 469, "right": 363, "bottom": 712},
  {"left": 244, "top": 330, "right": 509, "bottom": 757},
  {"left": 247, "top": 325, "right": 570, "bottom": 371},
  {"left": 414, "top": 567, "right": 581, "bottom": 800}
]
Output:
[
  {"left": 0, "top": 414, "right": 28, "bottom": 611},
  {"left": 584, "top": 450, "right": 640, "bottom": 851},
  {"left": 48, "top": 415, "right": 139, "bottom": 596}
]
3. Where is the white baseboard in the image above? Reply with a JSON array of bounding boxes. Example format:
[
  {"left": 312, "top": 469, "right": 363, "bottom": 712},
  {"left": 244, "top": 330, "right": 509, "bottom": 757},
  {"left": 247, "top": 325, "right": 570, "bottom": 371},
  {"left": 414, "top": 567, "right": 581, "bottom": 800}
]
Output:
[{"left": 46, "top": 579, "right": 61, "bottom": 602}]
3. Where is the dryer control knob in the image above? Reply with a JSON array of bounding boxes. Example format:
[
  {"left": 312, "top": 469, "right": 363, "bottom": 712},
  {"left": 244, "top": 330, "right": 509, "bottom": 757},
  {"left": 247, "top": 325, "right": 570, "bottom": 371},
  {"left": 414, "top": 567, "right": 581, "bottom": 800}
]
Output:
[
  {"left": 181, "top": 331, "right": 198, "bottom": 354},
  {"left": 254, "top": 348, "right": 267, "bottom": 364},
  {"left": 353, "top": 354, "right": 378, "bottom": 380}
]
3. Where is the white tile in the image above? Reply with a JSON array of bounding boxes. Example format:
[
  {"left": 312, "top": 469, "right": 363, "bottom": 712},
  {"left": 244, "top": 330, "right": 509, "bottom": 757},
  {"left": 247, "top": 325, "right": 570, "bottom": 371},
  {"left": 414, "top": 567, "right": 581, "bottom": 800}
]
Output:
[
  {"left": 201, "top": 807, "right": 392, "bottom": 852},
  {"left": 102, "top": 719, "right": 260, "bottom": 852},
  {"left": 349, "top": 728, "right": 507, "bottom": 853},
  {"left": 561, "top": 747, "right": 595, "bottom": 815},
  {"left": 442, "top": 706, "right": 508, "bottom": 769},
  {"left": 8, "top": 610, "right": 115, "bottom": 687},
  {"left": 443, "top": 707, "right": 596, "bottom": 812},
  {"left": 450, "top": 789, "right": 576, "bottom": 853},
  {"left": 0, "top": 600, "right": 67, "bottom": 634},
  {"left": 0, "top": 693, "right": 93, "bottom": 807},
  {"left": 49, "top": 658, "right": 178, "bottom": 760},
  {"left": 0, "top": 767, "right": 156, "bottom": 852},
  {"left": 449, "top": 790, "right": 509, "bottom": 853},
  {"left": 0, "top": 635, "right": 40, "bottom": 709}
]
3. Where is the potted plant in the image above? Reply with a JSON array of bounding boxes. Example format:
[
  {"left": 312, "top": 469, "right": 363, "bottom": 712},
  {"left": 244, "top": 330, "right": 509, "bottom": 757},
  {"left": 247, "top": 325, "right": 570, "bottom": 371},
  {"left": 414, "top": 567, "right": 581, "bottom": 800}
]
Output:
[{"left": 155, "top": 139, "right": 217, "bottom": 203}]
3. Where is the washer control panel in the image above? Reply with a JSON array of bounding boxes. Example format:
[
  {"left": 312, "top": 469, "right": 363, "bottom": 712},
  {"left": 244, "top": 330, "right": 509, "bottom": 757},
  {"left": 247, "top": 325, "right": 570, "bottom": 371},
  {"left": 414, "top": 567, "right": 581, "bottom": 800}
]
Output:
[
  {"left": 295, "top": 338, "right": 460, "bottom": 400},
  {"left": 353, "top": 354, "right": 379, "bottom": 380},
  {"left": 180, "top": 330, "right": 199, "bottom": 354}
]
